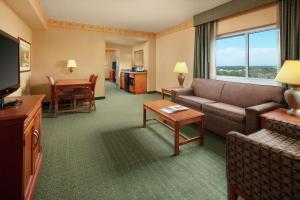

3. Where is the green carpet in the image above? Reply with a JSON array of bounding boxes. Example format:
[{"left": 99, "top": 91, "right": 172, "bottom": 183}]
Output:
[{"left": 35, "top": 81, "right": 227, "bottom": 200}]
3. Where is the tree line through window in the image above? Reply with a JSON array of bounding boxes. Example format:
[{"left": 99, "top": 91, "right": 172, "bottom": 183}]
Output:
[{"left": 216, "top": 28, "right": 279, "bottom": 79}]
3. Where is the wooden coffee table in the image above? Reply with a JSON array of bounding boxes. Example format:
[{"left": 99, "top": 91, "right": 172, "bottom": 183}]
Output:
[{"left": 143, "top": 100, "right": 205, "bottom": 155}]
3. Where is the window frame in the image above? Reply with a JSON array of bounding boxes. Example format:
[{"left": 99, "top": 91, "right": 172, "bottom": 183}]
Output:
[{"left": 215, "top": 25, "right": 280, "bottom": 86}]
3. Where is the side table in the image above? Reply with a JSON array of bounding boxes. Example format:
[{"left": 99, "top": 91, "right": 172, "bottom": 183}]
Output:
[
  {"left": 260, "top": 108, "right": 300, "bottom": 128},
  {"left": 161, "top": 87, "right": 182, "bottom": 99}
]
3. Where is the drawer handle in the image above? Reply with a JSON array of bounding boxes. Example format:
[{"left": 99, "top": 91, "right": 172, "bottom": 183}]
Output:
[{"left": 33, "top": 130, "right": 39, "bottom": 146}]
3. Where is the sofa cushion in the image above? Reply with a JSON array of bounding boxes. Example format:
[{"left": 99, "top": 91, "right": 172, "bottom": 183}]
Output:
[
  {"left": 192, "top": 79, "right": 225, "bottom": 101},
  {"left": 176, "top": 95, "right": 216, "bottom": 110},
  {"left": 220, "top": 81, "right": 284, "bottom": 108},
  {"left": 202, "top": 102, "right": 246, "bottom": 123}
]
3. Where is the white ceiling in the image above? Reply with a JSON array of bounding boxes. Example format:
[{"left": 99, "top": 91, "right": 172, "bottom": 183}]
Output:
[{"left": 40, "top": 0, "right": 231, "bottom": 32}]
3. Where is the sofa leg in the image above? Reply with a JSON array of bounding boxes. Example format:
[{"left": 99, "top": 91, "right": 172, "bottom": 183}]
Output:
[{"left": 228, "top": 185, "right": 238, "bottom": 200}]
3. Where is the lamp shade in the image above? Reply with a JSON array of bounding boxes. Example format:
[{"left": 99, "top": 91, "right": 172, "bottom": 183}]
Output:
[
  {"left": 173, "top": 62, "right": 188, "bottom": 74},
  {"left": 275, "top": 60, "right": 300, "bottom": 85},
  {"left": 67, "top": 59, "right": 77, "bottom": 68}
]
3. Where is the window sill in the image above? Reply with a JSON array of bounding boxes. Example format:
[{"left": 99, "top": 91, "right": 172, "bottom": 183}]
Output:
[{"left": 215, "top": 76, "right": 281, "bottom": 86}]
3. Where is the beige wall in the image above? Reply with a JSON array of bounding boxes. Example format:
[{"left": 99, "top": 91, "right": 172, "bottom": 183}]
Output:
[
  {"left": 31, "top": 27, "right": 105, "bottom": 101},
  {"left": 0, "top": 0, "right": 32, "bottom": 96},
  {"left": 132, "top": 39, "right": 156, "bottom": 91},
  {"left": 106, "top": 43, "right": 132, "bottom": 70},
  {"left": 217, "top": 3, "right": 279, "bottom": 35},
  {"left": 156, "top": 27, "right": 195, "bottom": 91}
]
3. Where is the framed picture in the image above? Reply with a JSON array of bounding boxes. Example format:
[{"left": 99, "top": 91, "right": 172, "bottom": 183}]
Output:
[{"left": 19, "top": 38, "right": 31, "bottom": 72}]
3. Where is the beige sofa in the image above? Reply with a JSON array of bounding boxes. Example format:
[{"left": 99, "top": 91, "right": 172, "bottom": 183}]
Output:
[{"left": 171, "top": 78, "right": 285, "bottom": 136}]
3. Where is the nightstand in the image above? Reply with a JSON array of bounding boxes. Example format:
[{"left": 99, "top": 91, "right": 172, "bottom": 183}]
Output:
[
  {"left": 161, "top": 87, "right": 181, "bottom": 99},
  {"left": 260, "top": 108, "right": 300, "bottom": 128}
]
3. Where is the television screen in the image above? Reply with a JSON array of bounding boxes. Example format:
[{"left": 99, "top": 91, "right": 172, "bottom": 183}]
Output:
[{"left": 0, "top": 30, "right": 19, "bottom": 98}]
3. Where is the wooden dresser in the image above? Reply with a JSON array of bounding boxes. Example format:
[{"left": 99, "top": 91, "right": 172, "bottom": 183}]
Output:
[{"left": 0, "top": 95, "right": 44, "bottom": 200}]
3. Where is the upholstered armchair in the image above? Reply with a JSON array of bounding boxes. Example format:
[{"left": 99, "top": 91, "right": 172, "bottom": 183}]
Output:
[{"left": 226, "top": 118, "right": 300, "bottom": 200}]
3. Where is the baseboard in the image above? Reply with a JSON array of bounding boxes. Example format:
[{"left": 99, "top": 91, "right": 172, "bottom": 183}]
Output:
[
  {"left": 95, "top": 96, "right": 105, "bottom": 100},
  {"left": 147, "top": 91, "right": 159, "bottom": 94}
]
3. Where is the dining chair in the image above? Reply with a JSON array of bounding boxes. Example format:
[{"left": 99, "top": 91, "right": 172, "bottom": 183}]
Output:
[
  {"left": 89, "top": 74, "right": 95, "bottom": 82},
  {"left": 46, "top": 76, "right": 73, "bottom": 113},
  {"left": 73, "top": 75, "right": 98, "bottom": 111}
]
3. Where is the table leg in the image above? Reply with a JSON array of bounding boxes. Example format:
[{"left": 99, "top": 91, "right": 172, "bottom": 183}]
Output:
[
  {"left": 174, "top": 123, "right": 180, "bottom": 155},
  {"left": 143, "top": 107, "right": 146, "bottom": 128},
  {"left": 54, "top": 100, "right": 58, "bottom": 117},
  {"left": 162, "top": 89, "right": 165, "bottom": 99},
  {"left": 199, "top": 120, "right": 204, "bottom": 145}
]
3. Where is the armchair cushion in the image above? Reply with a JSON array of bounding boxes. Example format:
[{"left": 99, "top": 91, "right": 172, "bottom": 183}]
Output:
[{"left": 245, "top": 102, "right": 282, "bottom": 134}]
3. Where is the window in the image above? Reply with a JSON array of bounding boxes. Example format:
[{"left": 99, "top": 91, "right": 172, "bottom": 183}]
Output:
[{"left": 216, "top": 28, "right": 279, "bottom": 82}]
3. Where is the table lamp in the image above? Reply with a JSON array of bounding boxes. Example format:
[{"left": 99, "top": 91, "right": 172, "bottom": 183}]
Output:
[
  {"left": 173, "top": 62, "right": 188, "bottom": 87},
  {"left": 67, "top": 59, "right": 77, "bottom": 73},
  {"left": 275, "top": 60, "right": 300, "bottom": 117}
]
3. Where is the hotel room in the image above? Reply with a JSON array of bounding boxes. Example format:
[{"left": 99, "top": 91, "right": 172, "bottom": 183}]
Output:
[{"left": 0, "top": 0, "right": 299, "bottom": 199}]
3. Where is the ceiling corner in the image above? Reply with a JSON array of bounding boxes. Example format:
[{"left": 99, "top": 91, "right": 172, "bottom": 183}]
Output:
[{"left": 5, "top": 0, "right": 48, "bottom": 30}]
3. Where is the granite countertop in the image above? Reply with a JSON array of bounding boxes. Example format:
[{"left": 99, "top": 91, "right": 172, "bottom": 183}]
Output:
[{"left": 122, "top": 71, "right": 147, "bottom": 74}]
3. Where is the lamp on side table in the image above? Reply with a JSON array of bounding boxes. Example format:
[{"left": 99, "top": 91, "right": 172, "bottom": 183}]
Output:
[
  {"left": 173, "top": 62, "right": 188, "bottom": 88},
  {"left": 275, "top": 60, "right": 300, "bottom": 117}
]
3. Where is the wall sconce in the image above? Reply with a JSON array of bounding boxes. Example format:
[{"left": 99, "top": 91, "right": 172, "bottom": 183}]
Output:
[{"left": 67, "top": 59, "right": 77, "bottom": 73}]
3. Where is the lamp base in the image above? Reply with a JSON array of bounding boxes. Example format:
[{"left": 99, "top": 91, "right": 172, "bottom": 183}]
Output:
[
  {"left": 284, "top": 86, "right": 300, "bottom": 118},
  {"left": 177, "top": 73, "right": 185, "bottom": 88},
  {"left": 287, "top": 108, "right": 300, "bottom": 117}
]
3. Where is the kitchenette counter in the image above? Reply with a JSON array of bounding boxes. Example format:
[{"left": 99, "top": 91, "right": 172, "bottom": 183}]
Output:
[{"left": 120, "top": 71, "right": 147, "bottom": 94}]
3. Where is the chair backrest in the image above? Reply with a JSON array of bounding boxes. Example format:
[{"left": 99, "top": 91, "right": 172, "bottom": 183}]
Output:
[
  {"left": 91, "top": 75, "right": 98, "bottom": 96},
  {"left": 46, "top": 76, "right": 55, "bottom": 100},
  {"left": 47, "top": 76, "right": 55, "bottom": 86},
  {"left": 89, "top": 74, "right": 95, "bottom": 82}
]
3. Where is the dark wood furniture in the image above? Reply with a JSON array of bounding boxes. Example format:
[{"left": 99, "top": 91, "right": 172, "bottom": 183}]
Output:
[
  {"left": 73, "top": 75, "right": 98, "bottom": 111},
  {"left": 0, "top": 95, "right": 44, "bottom": 200},
  {"left": 143, "top": 100, "right": 205, "bottom": 155},
  {"left": 128, "top": 72, "right": 147, "bottom": 94},
  {"left": 260, "top": 108, "right": 300, "bottom": 128},
  {"left": 109, "top": 70, "right": 116, "bottom": 82},
  {"left": 46, "top": 76, "right": 73, "bottom": 113},
  {"left": 161, "top": 87, "right": 181, "bottom": 99},
  {"left": 54, "top": 79, "right": 92, "bottom": 117}
]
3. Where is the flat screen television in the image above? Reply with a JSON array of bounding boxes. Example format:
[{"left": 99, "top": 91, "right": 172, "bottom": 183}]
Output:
[{"left": 0, "top": 30, "right": 20, "bottom": 103}]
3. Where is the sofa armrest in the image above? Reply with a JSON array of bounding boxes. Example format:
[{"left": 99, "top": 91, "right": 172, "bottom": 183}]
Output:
[
  {"left": 171, "top": 88, "right": 194, "bottom": 102},
  {"left": 245, "top": 102, "right": 282, "bottom": 134}
]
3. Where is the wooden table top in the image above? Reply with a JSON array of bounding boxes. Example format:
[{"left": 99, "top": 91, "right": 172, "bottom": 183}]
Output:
[
  {"left": 260, "top": 108, "right": 300, "bottom": 124},
  {"left": 144, "top": 100, "right": 204, "bottom": 123},
  {"left": 0, "top": 95, "right": 45, "bottom": 121},
  {"left": 55, "top": 79, "right": 91, "bottom": 86}
]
